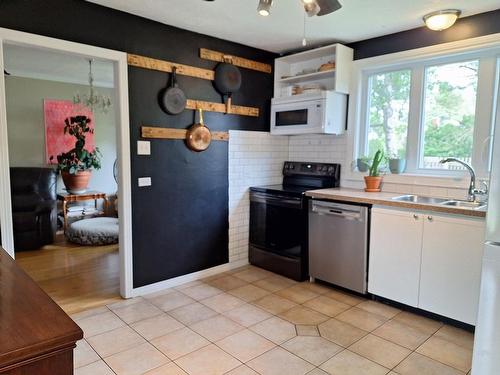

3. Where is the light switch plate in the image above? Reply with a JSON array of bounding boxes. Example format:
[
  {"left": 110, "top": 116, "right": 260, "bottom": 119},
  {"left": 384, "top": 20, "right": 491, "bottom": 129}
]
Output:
[
  {"left": 137, "top": 140, "right": 151, "bottom": 155},
  {"left": 138, "top": 177, "right": 152, "bottom": 187}
]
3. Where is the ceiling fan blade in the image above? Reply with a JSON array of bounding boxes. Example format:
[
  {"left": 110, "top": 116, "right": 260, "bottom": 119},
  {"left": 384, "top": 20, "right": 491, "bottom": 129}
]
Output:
[{"left": 316, "top": 0, "right": 342, "bottom": 16}]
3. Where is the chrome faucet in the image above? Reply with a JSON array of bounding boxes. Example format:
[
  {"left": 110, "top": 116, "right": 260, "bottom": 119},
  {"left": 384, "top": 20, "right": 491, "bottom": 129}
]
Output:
[{"left": 439, "top": 158, "right": 488, "bottom": 202}]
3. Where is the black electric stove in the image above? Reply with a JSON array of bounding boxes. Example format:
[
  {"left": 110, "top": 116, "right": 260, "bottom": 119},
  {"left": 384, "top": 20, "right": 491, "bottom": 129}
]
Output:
[{"left": 249, "top": 161, "right": 341, "bottom": 281}]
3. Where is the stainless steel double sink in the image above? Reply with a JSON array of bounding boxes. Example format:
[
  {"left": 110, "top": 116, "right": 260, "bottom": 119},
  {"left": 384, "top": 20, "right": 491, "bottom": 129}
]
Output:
[{"left": 392, "top": 195, "right": 487, "bottom": 210}]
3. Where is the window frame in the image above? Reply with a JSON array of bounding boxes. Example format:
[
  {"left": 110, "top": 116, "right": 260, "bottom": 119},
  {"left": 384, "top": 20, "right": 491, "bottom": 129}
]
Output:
[
  {"left": 417, "top": 57, "right": 480, "bottom": 172},
  {"left": 355, "top": 46, "right": 500, "bottom": 179}
]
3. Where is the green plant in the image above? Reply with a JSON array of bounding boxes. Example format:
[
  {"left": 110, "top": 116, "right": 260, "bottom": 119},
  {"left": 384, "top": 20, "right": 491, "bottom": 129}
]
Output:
[
  {"left": 50, "top": 115, "right": 102, "bottom": 174},
  {"left": 369, "top": 149, "right": 384, "bottom": 177}
]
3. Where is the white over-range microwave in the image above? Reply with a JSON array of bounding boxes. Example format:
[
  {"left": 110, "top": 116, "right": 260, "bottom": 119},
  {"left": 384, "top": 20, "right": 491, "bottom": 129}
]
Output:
[{"left": 270, "top": 91, "right": 347, "bottom": 135}]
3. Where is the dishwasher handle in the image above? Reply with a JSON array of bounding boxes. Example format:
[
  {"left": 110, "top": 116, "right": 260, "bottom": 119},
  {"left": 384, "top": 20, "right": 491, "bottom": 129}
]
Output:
[{"left": 311, "top": 202, "right": 366, "bottom": 221}]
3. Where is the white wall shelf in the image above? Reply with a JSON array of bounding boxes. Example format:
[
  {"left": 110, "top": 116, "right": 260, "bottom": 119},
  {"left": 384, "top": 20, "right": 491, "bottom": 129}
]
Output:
[
  {"left": 278, "top": 69, "right": 335, "bottom": 84},
  {"left": 274, "top": 43, "right": 353, "bottom": 98}
]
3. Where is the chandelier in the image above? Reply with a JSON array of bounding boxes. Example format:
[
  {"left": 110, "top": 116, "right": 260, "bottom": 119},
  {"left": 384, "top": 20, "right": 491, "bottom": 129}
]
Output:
[{"left": 73, "top": 59, "right": 112, "bottom": 114}]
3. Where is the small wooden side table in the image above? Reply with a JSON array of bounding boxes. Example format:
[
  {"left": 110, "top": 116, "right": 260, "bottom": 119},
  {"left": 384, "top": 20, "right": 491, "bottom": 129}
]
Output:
[{"left": 57, "top": 191, "right": 108, "bottom": 232}]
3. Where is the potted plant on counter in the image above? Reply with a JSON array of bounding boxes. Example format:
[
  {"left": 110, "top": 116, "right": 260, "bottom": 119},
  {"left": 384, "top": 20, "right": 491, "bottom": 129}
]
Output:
[
  {"left": 364, "top": 149, "right": 384, "bottom": 192},
  {"left": 356, "top": 156, "right": 371, "bottom": 173},
  {"left": 388, "top": 150, "right": 406, "bottom": 174},
  {"left": 51, "top": 115, "right": 101, "bottom": 194}
]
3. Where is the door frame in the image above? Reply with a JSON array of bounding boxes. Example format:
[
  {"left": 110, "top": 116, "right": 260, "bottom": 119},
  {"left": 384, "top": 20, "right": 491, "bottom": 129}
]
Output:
[{"left": 0, "top": 27, "right": 134, "bottom": 298}]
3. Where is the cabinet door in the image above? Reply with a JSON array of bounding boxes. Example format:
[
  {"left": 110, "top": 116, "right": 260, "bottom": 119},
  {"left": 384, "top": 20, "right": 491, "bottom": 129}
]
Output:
[
  {"left": 419, "top": 214, "right": 485, "bottom": 325},
  {"left": 368, "top": 207, "right": 423, "bottom": 307}
]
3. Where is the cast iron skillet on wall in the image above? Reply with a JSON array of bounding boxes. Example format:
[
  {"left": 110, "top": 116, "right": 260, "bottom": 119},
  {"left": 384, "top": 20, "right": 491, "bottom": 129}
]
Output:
[
  {"left": 213, "top": 57, "right": 242, "bottom": 113},
  {"left": 159, "top": 67, "right": 186, "bottom": 115}
]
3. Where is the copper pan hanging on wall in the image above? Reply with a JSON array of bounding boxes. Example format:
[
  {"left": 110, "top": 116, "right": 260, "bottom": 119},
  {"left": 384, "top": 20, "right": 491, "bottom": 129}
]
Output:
[{"left": 185, "top": 108, "right": 212, "bottom": 152}]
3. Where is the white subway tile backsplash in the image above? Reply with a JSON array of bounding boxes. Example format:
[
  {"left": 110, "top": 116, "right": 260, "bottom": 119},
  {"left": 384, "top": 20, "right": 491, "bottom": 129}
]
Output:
[
  {"left": 228, "top": 130, "right": 289, "bottom": 263},
  {"left": 228, "top": 130, "right": 471, "bottom": 263}
]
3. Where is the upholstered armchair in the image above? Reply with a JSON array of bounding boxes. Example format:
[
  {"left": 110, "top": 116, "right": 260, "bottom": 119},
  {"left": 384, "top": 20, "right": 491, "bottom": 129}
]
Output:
[{"left": 10, "top": 167, "right": 58, "bottom": 251}]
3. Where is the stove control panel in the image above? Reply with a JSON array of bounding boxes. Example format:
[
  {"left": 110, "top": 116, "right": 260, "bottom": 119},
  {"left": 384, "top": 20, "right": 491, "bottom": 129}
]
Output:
[{"left": 283, "top": 161, "right": 340, "bottom": 177}]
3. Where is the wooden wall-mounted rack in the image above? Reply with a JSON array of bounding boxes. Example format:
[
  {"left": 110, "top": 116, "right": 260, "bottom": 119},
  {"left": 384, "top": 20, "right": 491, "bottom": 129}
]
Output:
[
  {"left": 199, "top": 48, "right": 272, "bottom": 74},
  {"left": 186, "top": 99, "right": 258, "bottom": 117},
  {"left": 127, "top": 54, "right": 214, "bottom": 80},
  {"left": 142, "top": 126, "right": 229, "bottom": 141},
  {"left": 127, "top": 53, "right": 260, "bottom": 117}
]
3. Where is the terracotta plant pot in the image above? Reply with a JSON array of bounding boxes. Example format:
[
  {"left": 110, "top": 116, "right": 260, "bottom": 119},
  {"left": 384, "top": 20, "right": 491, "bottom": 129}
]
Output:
[
  {"left": 364, "top": 176, "right": 383, "bottom": 192},
  {"left": 62, "top": 170, "right": 91, "bottom": 194}
]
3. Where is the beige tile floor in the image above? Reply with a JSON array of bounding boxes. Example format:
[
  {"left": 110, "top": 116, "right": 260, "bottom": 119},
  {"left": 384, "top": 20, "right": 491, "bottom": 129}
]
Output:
[{"left": 73, "top": 265, "right": 474, "bottom": 375}]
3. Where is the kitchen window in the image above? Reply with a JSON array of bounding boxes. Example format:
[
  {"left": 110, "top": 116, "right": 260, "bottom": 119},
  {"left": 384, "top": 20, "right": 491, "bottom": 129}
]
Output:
[
  {"left": 420, "top": 60, "right": 479, "bottom": 170},
  {"left": 366, "top": 69, "right": 411, "bottom": 159},
  {"left": 358, "top": 51, "right": 499, "bottom": 177}
]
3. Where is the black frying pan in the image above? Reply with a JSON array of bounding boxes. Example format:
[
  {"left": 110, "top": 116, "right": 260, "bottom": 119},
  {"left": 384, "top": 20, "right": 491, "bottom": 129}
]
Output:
[
  {"left": 160, "top": 67, "right": 187, "bottom": 115},
  {"left": 214, "top": 56, "right": 242, "bottom": 114}
]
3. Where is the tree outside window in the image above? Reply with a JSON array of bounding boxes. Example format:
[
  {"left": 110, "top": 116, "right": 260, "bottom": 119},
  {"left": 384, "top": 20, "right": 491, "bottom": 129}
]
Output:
[
  {"left": 421, "top": 60, "right": 479, "bottom": 169},
  {"left": 366, "top": 70, "right": 411, "bottom": 159}
]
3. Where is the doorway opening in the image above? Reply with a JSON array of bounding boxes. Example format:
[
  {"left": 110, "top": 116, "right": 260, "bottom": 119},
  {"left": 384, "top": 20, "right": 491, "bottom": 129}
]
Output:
[
  {"left": 4, "top": 44, "right": 120, "bottom": 313},
  {"left": 0, "top": 28, "right": 134, "bottom": 312}
]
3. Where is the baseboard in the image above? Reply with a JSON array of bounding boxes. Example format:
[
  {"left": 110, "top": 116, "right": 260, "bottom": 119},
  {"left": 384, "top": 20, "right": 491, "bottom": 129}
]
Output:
[{"left": 130, "top": 258, "right": 249, "bottom": 298}]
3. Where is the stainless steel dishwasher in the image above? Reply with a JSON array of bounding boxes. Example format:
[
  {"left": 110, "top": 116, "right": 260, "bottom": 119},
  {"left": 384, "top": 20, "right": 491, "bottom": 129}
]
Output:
[{"left": 309, "top": 200, "right": 369, "bottom": 294}]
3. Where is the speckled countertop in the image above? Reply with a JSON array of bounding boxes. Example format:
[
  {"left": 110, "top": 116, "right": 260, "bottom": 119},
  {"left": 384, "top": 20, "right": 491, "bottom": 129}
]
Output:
[{"left": 305, "top": 188, "right": 486, "bottom": 218}]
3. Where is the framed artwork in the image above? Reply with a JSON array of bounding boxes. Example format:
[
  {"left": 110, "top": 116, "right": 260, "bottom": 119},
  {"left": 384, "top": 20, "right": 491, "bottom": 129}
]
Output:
[{"left": 44, "top": 99, "right": 95, "bottom": 164}]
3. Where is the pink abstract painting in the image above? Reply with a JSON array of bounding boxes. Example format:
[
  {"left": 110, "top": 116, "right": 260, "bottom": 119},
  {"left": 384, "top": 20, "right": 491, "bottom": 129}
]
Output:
[{"left": 44, "top": 100, "right": 95, "bottom": 164}]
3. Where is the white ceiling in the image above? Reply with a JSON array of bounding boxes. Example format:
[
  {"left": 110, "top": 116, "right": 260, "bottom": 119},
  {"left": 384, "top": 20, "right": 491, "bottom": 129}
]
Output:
[
  {"left": 3, "top": 44, "right": 114, "bottom": 87},
  {"left": 87, "top": 0, "right": 499, "bottom": 53}
]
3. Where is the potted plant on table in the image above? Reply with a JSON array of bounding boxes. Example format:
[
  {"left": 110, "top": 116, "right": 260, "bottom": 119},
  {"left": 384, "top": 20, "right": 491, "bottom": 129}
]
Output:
[
  {"left": 51, "top": 115, "right": 101, "bottom": 194},
  {"left": 364, "top": 149, "right": 384, "bottom": 192}
]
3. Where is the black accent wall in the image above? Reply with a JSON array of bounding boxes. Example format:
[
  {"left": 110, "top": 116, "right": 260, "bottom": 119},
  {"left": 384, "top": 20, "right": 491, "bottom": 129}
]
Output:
[
  {"left": 0, "top": 0, "right": 276, "bottom": 287},
  {"left": 348, "top": 9, "right": 500, "bottom": 60}
]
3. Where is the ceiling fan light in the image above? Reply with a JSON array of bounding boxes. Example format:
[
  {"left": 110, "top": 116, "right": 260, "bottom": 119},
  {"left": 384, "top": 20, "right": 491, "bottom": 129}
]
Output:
[
  {"left": 423, "top": 9, "right": 461, "bottom": 31},
  {"left": 257, "top": 0, "right": 273, "bottom": 16},
  {"left": 304, "top": 1, "right": 321, "bottom": 17}
]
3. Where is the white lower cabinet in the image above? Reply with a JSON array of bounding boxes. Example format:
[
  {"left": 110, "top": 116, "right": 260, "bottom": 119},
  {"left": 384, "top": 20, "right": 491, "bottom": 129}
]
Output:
[
  {"left": 419, "top": 214, "right": 485, "bottom": 325},
  {"left": 368, "top": 208, "right": 423, "bottom": 307},
  {"left": 368, "top": 206, "right": 485, "bottom": 325}
]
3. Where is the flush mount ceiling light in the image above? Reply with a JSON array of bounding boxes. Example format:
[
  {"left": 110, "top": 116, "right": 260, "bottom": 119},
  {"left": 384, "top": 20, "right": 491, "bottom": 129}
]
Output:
[
  {"left": 257, "top": 0, "right": 273, "bottom": 16},
  {"left": 423, "top": 9, "right": 461, "bottom": 31},
  {"left": 256, "top": 0, "right": 342, "bottom": 17}
]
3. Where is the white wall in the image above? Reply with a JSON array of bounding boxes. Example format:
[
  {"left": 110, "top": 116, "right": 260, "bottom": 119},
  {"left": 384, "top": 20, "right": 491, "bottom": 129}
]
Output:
[
  {"left": 288, "top": 134, "right": 347, "bottom": 165},
  {"left": 228, "top": 130, "right": 288, "bottom": 263},
  {"left": 5, "top": 76, "right": 117, "bottom": 195}
]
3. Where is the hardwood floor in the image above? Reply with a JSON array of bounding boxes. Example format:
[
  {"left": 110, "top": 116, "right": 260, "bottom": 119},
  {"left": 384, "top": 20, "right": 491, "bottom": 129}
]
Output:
[{"left": 16, "top": 233, "right": 121, "bottom": 315}]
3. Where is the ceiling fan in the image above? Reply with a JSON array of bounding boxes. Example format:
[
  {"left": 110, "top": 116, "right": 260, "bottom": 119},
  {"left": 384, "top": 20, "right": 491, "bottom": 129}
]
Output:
[
  {"left": 203, "top": 1, "right": 342, "bottom": 17},
  {"left": 257, "top": 0, "right": 342, "bottom": 17}
]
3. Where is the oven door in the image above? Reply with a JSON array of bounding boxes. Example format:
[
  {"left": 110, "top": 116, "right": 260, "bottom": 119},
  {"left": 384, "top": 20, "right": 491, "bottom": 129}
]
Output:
[
  {"left": 249, "top": 191, "right": 306, "bottom": 259},
  {"left": 270, "top": 99, "right": 324, "bottom": 135}
]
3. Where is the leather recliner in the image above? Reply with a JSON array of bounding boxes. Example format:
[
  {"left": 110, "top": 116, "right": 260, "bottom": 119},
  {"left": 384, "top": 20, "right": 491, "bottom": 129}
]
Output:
[{"left": 10, "top": 167, "right": 58, "bottom": 251}]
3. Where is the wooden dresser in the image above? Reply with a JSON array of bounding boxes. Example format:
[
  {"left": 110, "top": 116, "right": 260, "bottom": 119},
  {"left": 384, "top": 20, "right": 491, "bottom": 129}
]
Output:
[{"left": 0, "top": 248, "right": 83, "bottom": 374}]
